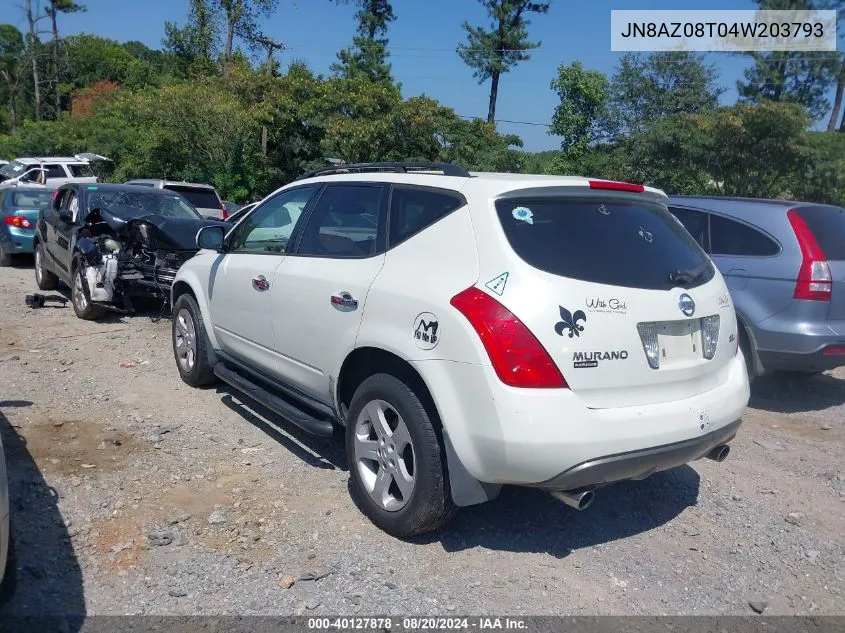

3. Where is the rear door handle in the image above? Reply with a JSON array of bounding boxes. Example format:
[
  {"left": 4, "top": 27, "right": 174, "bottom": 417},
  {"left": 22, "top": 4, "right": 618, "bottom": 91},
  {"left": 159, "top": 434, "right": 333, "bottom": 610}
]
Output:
[
  {"left": 252, "top": 275, "right": 270, "bottom": 291},
  {"left": 330, "top": 292, "right": 358, "bottom": 310}
]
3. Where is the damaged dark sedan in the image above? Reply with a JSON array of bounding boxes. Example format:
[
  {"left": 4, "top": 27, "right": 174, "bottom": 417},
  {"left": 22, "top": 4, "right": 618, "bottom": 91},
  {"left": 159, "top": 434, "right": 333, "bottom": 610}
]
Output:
[{"left": 34, "top": 183, "right": 227, "bottom": 320}]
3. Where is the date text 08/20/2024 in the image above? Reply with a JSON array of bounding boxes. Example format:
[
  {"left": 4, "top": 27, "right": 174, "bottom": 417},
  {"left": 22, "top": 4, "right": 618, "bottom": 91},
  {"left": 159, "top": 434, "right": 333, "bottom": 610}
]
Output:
[{"left": 306, "top": 618, "right": 528, "bottom": 630}]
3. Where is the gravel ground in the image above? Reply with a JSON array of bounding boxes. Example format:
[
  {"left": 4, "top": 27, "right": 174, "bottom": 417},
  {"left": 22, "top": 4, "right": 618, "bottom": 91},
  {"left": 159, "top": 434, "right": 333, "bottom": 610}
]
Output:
[{"left": 0, "top": 261, "right": 843, "bottom": 618}]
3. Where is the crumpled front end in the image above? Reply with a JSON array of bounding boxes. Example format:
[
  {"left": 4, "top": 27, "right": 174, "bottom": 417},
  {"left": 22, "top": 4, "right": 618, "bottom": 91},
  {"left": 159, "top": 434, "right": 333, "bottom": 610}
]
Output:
[{"left": 76, "top": 210, "right": 211, "bottom": 309}]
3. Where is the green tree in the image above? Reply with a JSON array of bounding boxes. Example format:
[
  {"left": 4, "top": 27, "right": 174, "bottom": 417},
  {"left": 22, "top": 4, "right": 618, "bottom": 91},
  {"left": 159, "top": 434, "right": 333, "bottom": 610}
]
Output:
[
  {"left": 0, "top": 25, "right": 26, "bottom": 132},
  {"left": 24, "top": 0, "right": 47, "bottom": 121},
  {"left": 548, "top": 61, "right": 608, "bottom": 163},
  {"left": 212, "top": 0, "right": 279, "bottom": 72},
  {"left": 64, "top": 35, "right": 159, "bottom": 91},
  {"left": 46, "top": 0, "right": 86, "bottom": 118},
  {"left": 604, "top": 51, "right": 723, "bottom": 140},
  {"left": 625, "top": 102, "right": 807, "bottom": 197},
  {"left": 457, "top": 0, "right": 550, "bottom": 124},
  {"left": 331, "top": 0, "right": 396, "bottom": 84},
  {"left": 163, "top": 0, "right": 220, "bottom": 77},
  {"left": 737, "top": 0, "right": 837, "bottom": 122}
]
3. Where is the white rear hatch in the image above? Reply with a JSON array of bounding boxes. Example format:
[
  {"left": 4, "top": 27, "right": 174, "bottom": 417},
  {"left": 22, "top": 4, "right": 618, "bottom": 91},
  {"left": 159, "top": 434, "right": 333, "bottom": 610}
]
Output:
[{"left": 465, "top": 181, "right": 738, "bottom": 409}]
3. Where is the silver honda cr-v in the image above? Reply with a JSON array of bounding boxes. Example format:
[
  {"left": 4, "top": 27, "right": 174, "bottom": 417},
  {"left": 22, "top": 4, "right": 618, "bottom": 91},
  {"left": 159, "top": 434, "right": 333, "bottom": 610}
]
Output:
[{"left": 669, "top": 196, "right": 845, "bottom": 378}]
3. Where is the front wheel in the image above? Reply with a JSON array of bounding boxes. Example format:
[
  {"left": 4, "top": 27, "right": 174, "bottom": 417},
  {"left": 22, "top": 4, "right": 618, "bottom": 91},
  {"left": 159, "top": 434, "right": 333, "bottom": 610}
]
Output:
[
  {"left": 172, "top": 293, "right": 217, "bottom": 387},
  {"left": 34, "top": 243, "right": 58, "bottom": 290},
  {"left": 71, "top": 265, "right": 105, "bottom": 320},
  {"left": 346, "top": 373, "right": 455, "bottom": 538}
]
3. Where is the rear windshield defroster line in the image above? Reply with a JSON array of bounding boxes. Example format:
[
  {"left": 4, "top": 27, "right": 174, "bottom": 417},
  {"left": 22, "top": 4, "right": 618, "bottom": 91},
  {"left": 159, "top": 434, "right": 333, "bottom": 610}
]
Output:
[{"left": 495, "top": 196, "right": 714, "bottom": 291}]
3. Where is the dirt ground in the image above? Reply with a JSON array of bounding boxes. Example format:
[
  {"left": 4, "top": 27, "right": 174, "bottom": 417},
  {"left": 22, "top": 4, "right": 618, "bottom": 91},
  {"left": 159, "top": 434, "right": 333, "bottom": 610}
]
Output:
[{"left": 0, "top": 261, "right": 843, "bottom": 617}]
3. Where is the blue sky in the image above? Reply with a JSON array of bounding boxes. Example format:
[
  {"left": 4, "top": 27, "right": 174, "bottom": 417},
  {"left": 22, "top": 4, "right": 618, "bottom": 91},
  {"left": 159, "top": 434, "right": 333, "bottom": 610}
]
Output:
[{"left": 11, "top": 0, "right": 836, "bottom": 151}]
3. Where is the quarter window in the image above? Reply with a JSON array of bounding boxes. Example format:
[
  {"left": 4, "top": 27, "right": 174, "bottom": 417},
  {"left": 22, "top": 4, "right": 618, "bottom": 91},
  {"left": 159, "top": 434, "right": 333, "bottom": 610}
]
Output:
[
  {"left": 389, "top": 186, "right": 465, "bottom": 247},
  {"left": 228, "top": 185, "right": 319, "bottom": 254},
  {"left": 710, "top": 215, "right": 779, "bottom": 256}
]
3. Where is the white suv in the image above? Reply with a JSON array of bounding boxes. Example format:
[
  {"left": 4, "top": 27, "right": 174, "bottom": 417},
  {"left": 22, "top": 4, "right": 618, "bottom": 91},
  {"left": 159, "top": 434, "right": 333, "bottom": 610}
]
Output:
[
  {"left": 171, "top": 162, "right": 750, "bottom": 537},
  {"left": 0, "top": 154, "right": 107, "bottom": 187}
]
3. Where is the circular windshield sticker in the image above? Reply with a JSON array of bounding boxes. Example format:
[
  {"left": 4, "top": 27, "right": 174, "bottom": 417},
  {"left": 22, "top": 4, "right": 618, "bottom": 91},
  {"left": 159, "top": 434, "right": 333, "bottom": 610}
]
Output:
[{"left": 512, "top": 207, "right": 534, "bottom": 225}]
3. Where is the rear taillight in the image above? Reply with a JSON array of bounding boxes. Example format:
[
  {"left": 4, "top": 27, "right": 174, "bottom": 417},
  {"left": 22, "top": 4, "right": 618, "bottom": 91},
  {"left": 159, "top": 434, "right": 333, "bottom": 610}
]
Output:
[
  {"left": 588, "top": 179, "right": 645, "bottom": 193},
  {"left": 4, "top": 216, "right": 32, "bottom": 229},
  {"left": 220, "top": 203, "right": 229, "bottom": 220},
  {"left": 787, "top": 208, "right": 831, "bottom": 301},
  {"left": 450, "top": 287, "right": 567, "bottom": 388},
  {"left": 823, "top": 346, "right": 845, "bottom": 356}
]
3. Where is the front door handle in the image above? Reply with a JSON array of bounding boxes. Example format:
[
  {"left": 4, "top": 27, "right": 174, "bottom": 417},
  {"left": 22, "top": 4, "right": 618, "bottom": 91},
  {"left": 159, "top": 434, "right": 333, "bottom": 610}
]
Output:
[
  {"left": 330, "top": 292, "right": 358, "bottom": 310},
  {"left": 252, "top": 275, "right": 270, "bottom": 291}
]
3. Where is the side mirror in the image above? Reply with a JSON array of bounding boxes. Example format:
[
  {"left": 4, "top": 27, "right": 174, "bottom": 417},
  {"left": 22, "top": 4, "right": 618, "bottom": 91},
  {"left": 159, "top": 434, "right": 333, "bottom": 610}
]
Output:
[
  {"left": 196, "top": 225, "right": 226, "bottom": 251},
  {"left": 58, "top": 209, "right": 73, "bottom": 223}
]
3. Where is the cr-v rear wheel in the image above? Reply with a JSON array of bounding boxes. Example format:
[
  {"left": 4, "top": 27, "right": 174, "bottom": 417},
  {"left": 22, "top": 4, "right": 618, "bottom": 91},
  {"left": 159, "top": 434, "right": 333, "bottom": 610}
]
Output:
[{"left": 346, "top": 373, "right": 455, "bottom": 538}]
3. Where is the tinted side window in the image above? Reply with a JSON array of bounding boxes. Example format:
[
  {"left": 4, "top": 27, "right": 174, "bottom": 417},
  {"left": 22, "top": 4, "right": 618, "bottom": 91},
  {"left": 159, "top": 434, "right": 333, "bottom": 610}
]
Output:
[
  {"left": 44, "top": 164, "right": 66, "bottom": 179},
  {"left": 296, "top": 185, "right": 385, "bottom": 258},
  {"left": 389, "top": 186, "right": 465, "bottom": 247},
  {"left": 670, "top": 207, "right": 709, "bottom": 251},
  {"left": 228, "top": 185, "right": 319, "bottom": 254},
  {"left": 69, "top": 164, "right": 94, "bottom": 177},
  {"left": 495, "top": 197, "right": 714, "bottom": 291},
  {"left": 710, "top": 215, "right": 779, "bottom": 256},
  {"left": 165, "top": 186, "right": 220, "bottom": 209}
]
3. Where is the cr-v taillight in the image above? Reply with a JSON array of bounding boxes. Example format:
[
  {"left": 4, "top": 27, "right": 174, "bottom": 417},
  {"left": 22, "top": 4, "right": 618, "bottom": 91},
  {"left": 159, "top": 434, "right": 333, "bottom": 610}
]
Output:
[
  {"left": 450, "top": 287, "right": 567, "bottom": 388},
  {"left": 787, "top": 208, "right": 831, "bottom": 301}
]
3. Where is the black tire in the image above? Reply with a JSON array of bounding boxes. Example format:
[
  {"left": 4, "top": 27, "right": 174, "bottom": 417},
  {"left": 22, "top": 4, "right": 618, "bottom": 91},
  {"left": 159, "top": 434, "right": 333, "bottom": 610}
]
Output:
[
  {"left": 738, "top": 327, "right": 755, "bottom": 384},
  {"left": 171, "top": 293, "right": 217, "bottom": 387},
  {"left": 34, "top": 242, "right": 58, "bottom": 290},
  {"left": 0, "top": 523, "right": 17, "bottom": 605},
  {"left": 70, "top": 264, "right": 105, "bottom": 321},
  {"left": 345, "top": 373, "right": 456, "bottom": 538}
]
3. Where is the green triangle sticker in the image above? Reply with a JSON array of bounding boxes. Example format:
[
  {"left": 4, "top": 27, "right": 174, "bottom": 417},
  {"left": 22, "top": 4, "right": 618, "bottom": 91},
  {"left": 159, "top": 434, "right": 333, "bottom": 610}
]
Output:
[{"left": 485, "top": 272, "right": 509, "bottom": 296}]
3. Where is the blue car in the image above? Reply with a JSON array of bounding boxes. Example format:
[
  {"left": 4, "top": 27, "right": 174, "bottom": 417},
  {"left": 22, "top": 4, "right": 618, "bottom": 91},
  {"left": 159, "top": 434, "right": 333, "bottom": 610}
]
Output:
[{"left": 0, "top": 186, "right": 56, "bottom": 266}]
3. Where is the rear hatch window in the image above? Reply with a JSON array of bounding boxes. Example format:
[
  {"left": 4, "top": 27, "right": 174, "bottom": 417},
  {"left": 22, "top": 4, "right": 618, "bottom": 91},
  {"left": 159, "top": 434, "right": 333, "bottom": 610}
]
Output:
[
  {"left": 794, "top": 205, "right": 845, "bottom": 260},
  {"left": 495, "top": 196, "right": 714, "bottom": 290},
  {"left": 165, "top": 186, "right": 220, "bottom": 209}
]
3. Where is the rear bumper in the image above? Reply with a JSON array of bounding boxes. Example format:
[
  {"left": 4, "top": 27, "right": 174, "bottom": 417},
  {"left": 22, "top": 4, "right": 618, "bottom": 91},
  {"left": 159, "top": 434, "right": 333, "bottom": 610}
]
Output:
[
  {"left": 758, "top": 345, "right": 845, "bottom": 372},
  {"left": 414, "top": 353, "right": 750, "bottom": 485},
  {"left": 534, "top": 419, "right": 741, "bottom": 490},
  {"left": 0, "top": 228, "right": 35, "bottom": 254}
]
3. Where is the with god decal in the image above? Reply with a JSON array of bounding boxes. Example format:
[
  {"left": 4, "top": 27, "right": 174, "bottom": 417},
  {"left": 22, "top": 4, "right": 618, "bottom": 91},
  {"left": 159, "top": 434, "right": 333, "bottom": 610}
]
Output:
[{"left": 585, "top": 297, "right": 627, "bottom": 315}]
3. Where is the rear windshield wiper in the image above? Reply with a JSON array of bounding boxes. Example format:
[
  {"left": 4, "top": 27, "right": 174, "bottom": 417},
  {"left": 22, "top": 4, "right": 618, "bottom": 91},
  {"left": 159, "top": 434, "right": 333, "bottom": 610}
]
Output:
[{"left": 668, "top": 262, "right": 709, "bottom": 285}]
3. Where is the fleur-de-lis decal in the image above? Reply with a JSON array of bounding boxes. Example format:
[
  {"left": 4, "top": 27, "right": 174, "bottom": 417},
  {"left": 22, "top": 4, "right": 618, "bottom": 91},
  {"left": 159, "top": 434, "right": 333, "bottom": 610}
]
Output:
[{"left": 555, "top": 306, "right": 587, "bottom": 338}]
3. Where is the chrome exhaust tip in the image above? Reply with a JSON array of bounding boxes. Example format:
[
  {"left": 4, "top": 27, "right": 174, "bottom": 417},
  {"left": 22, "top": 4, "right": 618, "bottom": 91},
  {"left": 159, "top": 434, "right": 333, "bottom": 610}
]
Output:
[
  {"left": 551, "top": 489, "right": 595, "bottom": 511},
  {"left": 706, "top": 444, "right": 730, "bottom": 462}
]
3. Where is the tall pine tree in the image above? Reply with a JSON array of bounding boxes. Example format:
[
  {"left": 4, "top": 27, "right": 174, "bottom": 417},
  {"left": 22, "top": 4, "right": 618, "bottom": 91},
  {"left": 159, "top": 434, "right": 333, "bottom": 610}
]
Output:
[
  {"left": 332, "top": 0, "right": 396, "bottom": 84},
  {"left": 457, "top": 0, "right": 550, "bottom": 124}
]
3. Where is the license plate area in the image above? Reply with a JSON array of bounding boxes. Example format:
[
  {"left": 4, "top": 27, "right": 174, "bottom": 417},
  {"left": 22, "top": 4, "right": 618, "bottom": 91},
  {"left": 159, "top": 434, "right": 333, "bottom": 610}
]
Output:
[{"left": 657, "top": 319, "right": 702, "bottom": 366}]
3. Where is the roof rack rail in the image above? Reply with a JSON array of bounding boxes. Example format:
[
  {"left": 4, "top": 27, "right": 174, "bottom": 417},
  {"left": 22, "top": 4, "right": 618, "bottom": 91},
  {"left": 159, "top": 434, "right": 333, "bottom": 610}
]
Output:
[{"left": 296, "top": 161, "right": 471, "bottom": 181}]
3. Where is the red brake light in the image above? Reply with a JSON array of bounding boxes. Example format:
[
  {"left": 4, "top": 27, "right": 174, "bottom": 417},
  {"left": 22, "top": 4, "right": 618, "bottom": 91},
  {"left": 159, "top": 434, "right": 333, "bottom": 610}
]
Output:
[
  {"left": 220, "top": 203, "right": 229, "bottom": 220},
  {"left": 450, "top": 287, "right": 567, "bottom": 389},
  {"left": 787, "top": 208, "right": 831, "bottom": 302},
  {"left": 823, "top": 347, "right": 845, "bottom": 356},
  {"left": 52, "top": 190, "right": 60, "bottom": 202},
  {"left": 588, "top": 179, "right": 645, "bottom": 193},
  {"left": 4, "top": 216, "right": 33, "bottom": 229}
]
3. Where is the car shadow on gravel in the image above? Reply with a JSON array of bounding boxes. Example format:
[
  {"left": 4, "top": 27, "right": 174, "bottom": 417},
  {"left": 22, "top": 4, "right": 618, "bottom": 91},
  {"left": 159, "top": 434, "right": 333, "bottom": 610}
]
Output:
[
  {"left": 0, "top": 408, "right": 85, "bottom": 625},
  {"left": 429, "top": 465, "right": 700, "bottom": 557},
  {"left": 219, "top": 392, "right": 347, "bottom": 470},
  {"left": 750, "top": 372, "right": 845, "bottom": 413}
]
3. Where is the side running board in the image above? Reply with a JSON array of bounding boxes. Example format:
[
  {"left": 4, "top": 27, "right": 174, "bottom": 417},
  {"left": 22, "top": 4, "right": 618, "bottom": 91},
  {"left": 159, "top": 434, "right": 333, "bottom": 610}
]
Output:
[{"left": 214, "top": 363, "right": 335, "bottom": 437}]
